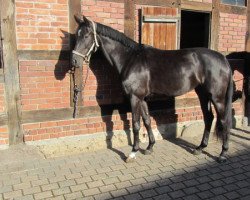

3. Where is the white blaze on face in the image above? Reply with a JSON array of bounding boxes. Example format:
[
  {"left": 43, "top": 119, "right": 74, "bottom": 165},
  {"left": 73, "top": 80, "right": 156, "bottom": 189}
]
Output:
[{"left": 78, "top": 29, "right": 82, "bottom": 37}]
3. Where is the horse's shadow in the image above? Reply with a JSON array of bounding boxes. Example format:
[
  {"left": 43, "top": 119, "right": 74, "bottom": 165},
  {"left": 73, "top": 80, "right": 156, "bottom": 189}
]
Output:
[{"left": 88, "top": 52, "right": 134, "bottom": 161}]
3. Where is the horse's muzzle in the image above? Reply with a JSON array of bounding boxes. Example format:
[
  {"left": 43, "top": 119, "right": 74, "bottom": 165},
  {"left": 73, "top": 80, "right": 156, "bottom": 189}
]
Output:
[{"left": 71, "top": 53, "right": 83, "bottom": 68}]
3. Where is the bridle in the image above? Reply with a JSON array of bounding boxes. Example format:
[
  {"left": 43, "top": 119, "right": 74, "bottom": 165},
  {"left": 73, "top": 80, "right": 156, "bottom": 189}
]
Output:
[{"left": 72, "top": 20, "right": 99, "bottom": 63}]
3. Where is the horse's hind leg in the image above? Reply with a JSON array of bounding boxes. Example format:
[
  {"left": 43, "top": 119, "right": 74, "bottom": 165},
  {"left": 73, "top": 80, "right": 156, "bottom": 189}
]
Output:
[
  {"left": 126, "top": 95, "right": 141, "bottom": 163},
  {"left": 193, "top": 87, "right": 214, "bottom": 155},
  {"left": 213, "top": 102, "right": 230, "bottom": 163},
  {"left": 141, "top": 100, "right": 155, "bottom": 155}
]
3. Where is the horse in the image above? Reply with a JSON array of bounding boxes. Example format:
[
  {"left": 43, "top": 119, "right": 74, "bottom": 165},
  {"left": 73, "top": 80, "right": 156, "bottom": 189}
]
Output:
[{"left": 71, "top": 16, "right": 233, "bottom": 163}]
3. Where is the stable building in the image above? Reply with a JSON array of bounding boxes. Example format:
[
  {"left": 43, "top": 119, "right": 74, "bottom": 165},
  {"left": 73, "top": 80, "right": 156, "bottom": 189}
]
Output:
[{"left": 0, "top": 0, "right": 248, "bottom": 154}]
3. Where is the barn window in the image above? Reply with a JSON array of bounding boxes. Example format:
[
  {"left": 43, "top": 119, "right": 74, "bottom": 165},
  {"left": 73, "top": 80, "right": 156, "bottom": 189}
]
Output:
[
  {"left": 221, "top": 0, "right": 246, "bottom": 6},
  {"left": 180, "top": 10, "right": 210, "bottom": 49}
]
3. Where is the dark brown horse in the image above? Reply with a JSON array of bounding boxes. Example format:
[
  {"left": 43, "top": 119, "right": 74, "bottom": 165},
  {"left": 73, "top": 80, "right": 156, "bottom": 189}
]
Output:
[{"left": 72, "top": 16, "right": 233, "bottom": 163}]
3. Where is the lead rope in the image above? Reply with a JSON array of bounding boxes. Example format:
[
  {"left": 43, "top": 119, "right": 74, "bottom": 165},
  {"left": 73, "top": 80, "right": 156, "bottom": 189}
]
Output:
[
  {"left": 72, "top": 65, "right": 90, "bottom": 118},
  {"left": 72, "top": 19, "right": 99, "bottom": 118}
]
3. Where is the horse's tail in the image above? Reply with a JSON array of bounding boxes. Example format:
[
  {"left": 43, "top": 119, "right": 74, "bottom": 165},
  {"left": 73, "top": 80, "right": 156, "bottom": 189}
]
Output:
[{"left": 225, "top": 69, "right": 233, "bottom": 129}]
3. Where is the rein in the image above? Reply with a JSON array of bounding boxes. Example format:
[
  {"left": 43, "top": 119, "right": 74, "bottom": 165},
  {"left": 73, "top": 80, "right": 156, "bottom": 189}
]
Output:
[{"left": 72, "top": 20, "right": 99, "bottom": 118}]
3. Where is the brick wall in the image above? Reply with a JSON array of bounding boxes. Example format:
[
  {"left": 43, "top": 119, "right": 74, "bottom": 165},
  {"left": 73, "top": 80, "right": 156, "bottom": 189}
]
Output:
[
  {"left": 16, "top": 0, "right": 69, "bottom": 50},
  {"left": 219, "top": 13, "right": 247, "bottom": 53},
  {"left": 19, "top": 60, "right": 70, "bottom": 111},
  {"left": 82, "top": 0, "right": 124, "bottom": 32}
]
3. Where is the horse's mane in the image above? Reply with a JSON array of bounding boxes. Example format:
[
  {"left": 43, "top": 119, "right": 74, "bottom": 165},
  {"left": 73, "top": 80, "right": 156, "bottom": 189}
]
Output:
[{"left": 96, "top": 23, "right": 140, "bottom": 50}]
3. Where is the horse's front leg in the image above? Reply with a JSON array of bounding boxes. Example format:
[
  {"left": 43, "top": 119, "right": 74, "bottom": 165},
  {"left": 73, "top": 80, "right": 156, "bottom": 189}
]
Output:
[
  {"left": 141, "top": 100, "right": 155, "bottom": 155},
  {"left": 126, "top": 95, "right": 141, "bottom": 163}
]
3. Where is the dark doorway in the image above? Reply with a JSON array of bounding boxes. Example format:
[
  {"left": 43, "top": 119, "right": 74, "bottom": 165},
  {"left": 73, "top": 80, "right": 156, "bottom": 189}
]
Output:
[{"left": 180, "top": 10, "right": 210, "bottom": 49}]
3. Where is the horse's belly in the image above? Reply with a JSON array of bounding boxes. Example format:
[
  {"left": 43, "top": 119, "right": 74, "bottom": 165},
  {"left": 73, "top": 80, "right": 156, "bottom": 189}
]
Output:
[{"left": 150, "top": 77, "right": 199, "bottom": 97}]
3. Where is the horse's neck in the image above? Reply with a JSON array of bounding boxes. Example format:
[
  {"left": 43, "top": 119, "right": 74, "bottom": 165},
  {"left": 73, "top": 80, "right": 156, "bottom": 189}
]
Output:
[{"left": 98, "top": 36, "right": 133, "bottom": 74}]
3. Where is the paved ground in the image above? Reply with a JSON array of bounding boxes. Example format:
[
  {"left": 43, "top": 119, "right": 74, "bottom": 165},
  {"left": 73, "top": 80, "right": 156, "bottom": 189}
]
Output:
[{"left": 0, "top": 127, "right": 249, "bottom": 200}]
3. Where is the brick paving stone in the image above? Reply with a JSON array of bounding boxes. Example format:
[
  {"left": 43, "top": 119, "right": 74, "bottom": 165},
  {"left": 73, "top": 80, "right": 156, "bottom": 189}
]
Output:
[
  {"left": 99, "top": 184, "right": 116, "bottom": 193},
  {"left": 31, "top": 178, "right": 49, "bottom": 187},
  {"left": 64, "top": 191, "right": 83, "bottom": 200},
  {"left": 111, "top": 188, "right": 129, "bottom": 197},
  {"left": 183, "top": 186, "right": 200, "bottom": 195},
  {"left": 76, "top": 176, "right": 92, "bottom": 184},
  {"left": 59, "top": 179, "right": 76, "bottom": 188},
  {"left": 126, "top": 185, "right": 143, "bottom": 194},
  {"left": 23, "top": 186, "right": 41, "bottom": 195},
  {"left": 140, "top": 189, "right": 158, "bottom": 198},
  {"left": 169, "top": 182, "right": 186, "bottom": 191},
  {"left": 210, "top": 186, "right": 227, "bottom": 195},
  {"left": 224, "top": 191, "right": 241, "bottom": 200},
  {"left": 0, "top": 185, "right": 13, "bottom": 193},
  {"left": 13, "top": 182, "right": 32, "bottom": 190},
  {"left": 182, "top": 194, "right": 200, "bottom": 200},
  {"left": 15, "top": 195, "right": 35, "bottom": 200},
  {"left": 3, "top": 190, "right": 22, "bottom": 199},
  {"left": 52, "top": 186, "right": 71, "bottom": 196},
  {"left": 155, "top": 185, "right": 172, "bottom": 194},
  {"left": 103, "top": 177, "right": 120, "bottom": 185},
  {"left": 91, "top": 173, "right": 108, "bottom": 180},
  {"left": 49, "top": 176, "right": 66, "bottom": 184},
  {"left": 94, "top": 192, "right": 113, "bottom": 200},
  {"left": 70, "top": 183, "right": 88, "bottom": 192},
  {"left": 142, "top": 182, "right": 158, "bottom": 190},
  {"left": 87, "top": 180, "right": 104, "bottom": 188},
  {"left": 115, "top": 180, "right": 132, "bottom": 189},
  {"left": 118, "top": 174, "right": 134, "bottom": 182},
  {"left": 41, "top": 183, "right": 59, "bottom": 191},
  {"left": 123, "top": 193, "right": 142, "bottom": 200},
  {"left": 130, "top": 177, "right": 147, "bottom": 186},
  {"left": 153, "top": 193, "right": 172, "bottom": 200},
  {"left": 236, "top": 187, "right": 250, "bottom": 196},
  {"left": 34, "top": 191, "right": 53, "bottom": 200},
  {"left": 169, "top": 190, "right": 186, "bottom": 198},
  {"left": 197, "top": 190, "right": 214, "bottom": 199},
  {"left": 83, "top": 187, "right": 101, "bottom": 196}
]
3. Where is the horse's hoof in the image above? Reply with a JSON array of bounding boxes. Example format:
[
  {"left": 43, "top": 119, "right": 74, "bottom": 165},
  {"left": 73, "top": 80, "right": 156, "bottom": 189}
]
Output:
[
  {"left": 125, "top": 156, "right": 136, "bottom": 163},
  {"left": 193, "top": 149, "right": 202, "bottom": 155},
  {"left": 217, "top": 156, "right": 227, "bottom": 163},
  {"left": 144, "top": 149, "right": 153, "bottom": 155}
]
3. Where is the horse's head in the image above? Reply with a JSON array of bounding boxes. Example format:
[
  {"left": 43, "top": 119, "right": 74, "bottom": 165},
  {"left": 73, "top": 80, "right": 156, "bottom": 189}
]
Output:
[{"left": 71, "top": 16, "right": 99, "bottom": 68}]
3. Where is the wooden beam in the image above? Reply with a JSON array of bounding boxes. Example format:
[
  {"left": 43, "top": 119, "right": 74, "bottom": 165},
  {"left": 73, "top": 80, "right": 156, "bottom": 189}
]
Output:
[
  {"left": 181, "top": 0, "right": 212, "bottom": 12},
  {"left": 219, "top": 4, "right": 247, "bottom": 15},
  {"left": 210, "top": 0, "right": 220, "bottom": 51},
  {"left": 21, "top": 98, "right": 200, "bottom": 124},
  {"left": 0, "top": 74, "right": 4, "bottom": 83},
  {"left": 68, "top": 0, "right": 83, "bottom": 108},
  {"left": 0, "top": 0, "right": 23, "bottom": 145},
  {"left": 17, "top": 50, "right": 70, "bottom": 61},
  {"left": 246, "top": 0, "right": 250, "bottom": 51},
  {"left": 124, "top": 0, "right": 136, "bottom": 40},
  {"left": 136, "top": 0, "right": 178, "bottom": 7}
]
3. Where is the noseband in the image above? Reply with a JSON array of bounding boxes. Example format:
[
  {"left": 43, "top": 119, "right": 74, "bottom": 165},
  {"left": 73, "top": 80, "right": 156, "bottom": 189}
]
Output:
[{"left": 72, "top": 20, "right": 99, "bottom": 63}]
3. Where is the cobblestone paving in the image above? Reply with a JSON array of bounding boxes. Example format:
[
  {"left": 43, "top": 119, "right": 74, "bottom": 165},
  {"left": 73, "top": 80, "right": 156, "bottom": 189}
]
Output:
[{"left": 0, "top": 128, "right": 249, "bottom": 200}]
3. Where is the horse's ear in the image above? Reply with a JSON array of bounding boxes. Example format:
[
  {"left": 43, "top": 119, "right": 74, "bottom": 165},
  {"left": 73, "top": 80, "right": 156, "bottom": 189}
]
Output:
[
  {"left": 74, "top": 15, "right": 83, "bottom": 25},
  {"left": 82, "top": 15, "right": 90, "bottom": 26}
]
